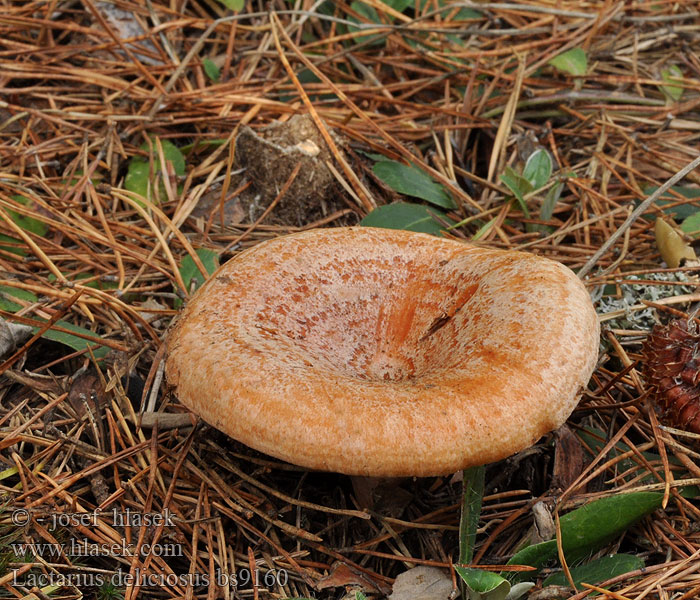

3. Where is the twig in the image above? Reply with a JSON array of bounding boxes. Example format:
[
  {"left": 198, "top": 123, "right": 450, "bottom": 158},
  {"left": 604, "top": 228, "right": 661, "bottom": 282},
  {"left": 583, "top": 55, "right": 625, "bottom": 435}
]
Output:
[{"left": 578, "top": 154, "right": 700, "bottom": 279}]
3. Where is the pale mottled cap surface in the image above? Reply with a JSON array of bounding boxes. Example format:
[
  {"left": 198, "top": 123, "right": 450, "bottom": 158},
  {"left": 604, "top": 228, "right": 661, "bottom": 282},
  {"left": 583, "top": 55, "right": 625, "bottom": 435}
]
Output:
[{"left": 165, "top": 227, "right": 599, "bottom": 476}]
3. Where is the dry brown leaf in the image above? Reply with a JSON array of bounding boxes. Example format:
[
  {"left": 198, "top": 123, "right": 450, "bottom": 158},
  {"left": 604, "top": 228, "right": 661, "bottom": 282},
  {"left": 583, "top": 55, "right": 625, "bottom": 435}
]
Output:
[
  {"left": 0, "top": 319, "right": 32, "bottom": 357},
  {"left": 388, "top": 566, "right": 456, "bottom": 600}
]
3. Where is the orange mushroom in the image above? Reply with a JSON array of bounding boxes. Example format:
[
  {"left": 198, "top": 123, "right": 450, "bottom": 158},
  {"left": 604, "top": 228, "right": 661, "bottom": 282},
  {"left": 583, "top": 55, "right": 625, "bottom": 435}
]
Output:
[{"left": 165, "top": 227, "right": 599, "bottom": 477}]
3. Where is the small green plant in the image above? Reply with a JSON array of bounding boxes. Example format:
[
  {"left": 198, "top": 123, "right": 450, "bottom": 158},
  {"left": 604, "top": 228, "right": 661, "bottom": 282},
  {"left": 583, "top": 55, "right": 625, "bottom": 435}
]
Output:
[
  {"left": 372, "top": 160, "right": 456, "bottom": 209},
  {"left": 202, "top": 58, "right": 221, "bottom": 83},
  {"left": 214, "top": 0, "right": 244, "bottom": 11},
  {"left": 0, "top": 195, "right": 49, "bottom": 256},
  {"left": 360, "top": 152, "right": 458, "bottom": 236},
  {"left": 500, "top": 148, "right": 556, "bottom": 218},
  {"left": 455, "top": 491, "right": 669, "bottom": 597},
  {"left": 0, "top": 285, "right": 110, "bottom": 358},
  {"left": 548, "top": 47, "right": 587, "bottom": 76},
  {"left": 360, "top": 203, "right": 456, "bottom": 236},
  {"left": 345, "top": 0, "right": 481, "bottom": 49},
  {"left": 346, "top": 1, "right": 408, "bottom": 47},
  {"left": 180, "top": 248, "right": 219, "bottom": 292},
  {"left": 97, "top": 580, "right": 125, "bottom": 600},
  {"left": 124, "top": 138, "right": 185, "bottom": 206},
  {"left": 659, "top": 65, "right": 684, "bottom": 101},
  {"left": 174, "top": 248, "right": 220, "bottom": 306}
]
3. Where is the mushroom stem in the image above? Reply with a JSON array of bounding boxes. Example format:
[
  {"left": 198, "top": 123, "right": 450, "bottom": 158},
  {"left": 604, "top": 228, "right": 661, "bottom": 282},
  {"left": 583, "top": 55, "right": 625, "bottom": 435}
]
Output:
[{"left": 458, "top": 465, "right": 485, "bottom": 566}]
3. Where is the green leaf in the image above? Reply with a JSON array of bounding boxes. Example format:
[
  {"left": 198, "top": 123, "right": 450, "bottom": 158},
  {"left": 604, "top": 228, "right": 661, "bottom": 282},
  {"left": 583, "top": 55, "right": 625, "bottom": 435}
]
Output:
[
  {"left": 507, "top": 492, "right": 665, "bottom": 582},
  {"left": 418, "top": 0, "right": 481, "bottom": 19},
  {"left": 180, "top": 248, "right": 219, "bottom": 292},
  {"left": 347, "top": 1, "right": 384, "bottom": 47},
  {"left": 0, "top": 234, "right": 27, "bottom": 257},
  {"left": 383, "top": 0, "right": 412, "bottom": 11},
  {"left": 543, "top": 554, "right": 644, "bottom": 590},
  {"left": 472, "top": 217, "right": 497, "bottom": 241},
  {"left": 577, "top": 427, "right": 667, "bottom": 484},
  {"left": 358, "top": 150, "right": 391, "bottom": 162},
  {"left": 548, "top": 47, "right": 587, "bottom": 76},
  {"left": 0, "top": 196, "right": 50, "bottom": 256},
  {"left": 522, "top": 150, "right": 553, "bottom": 190},
  {"left": 351, "top": 0, "right": 380, "bottom": 22},
  {"left": 455, "top": 567, "right": 510, "bottom": 600},
  {"left": 180, "top": 138, "right": 228, "bottom": 153},
  {"left": 8, "top": 195, "right": 49, "bottom": 237},
  {"left": 506, "top": 583, "right": 536, "bottom": 600},
  {"left": 454, "top": 7, "right": 482, "bottom": 19},
  {"left": 124, "top": 158, "right": 150, "bottom": 202},
  {"left": 500, "top": 166, "right": 532, "bottom": 216},
  {"left": 639, "top": 185, "right": 700, "bottom": 221},
  {"left": 203, "top": 58, "right": 221, "bottom": 82},
  {"left": 47, "top": 272, "right": 119, "bottom": 292},
  {"left": 278, "top": 68, "right": 337, "bottom": 103},
  {"left": 373, "top": 161, "right": 456, "bottom": 209},
  {"left": 0, "top": 286, "right": 109, "bottom": 358},
  {"left": 153, "top": 139, "right": 185, "bottom": 176},
  {"left": 215, "top": 0, "right": 244, "bottom": 10},
  {"left": 360, "top": 203, "right": 455, "bottom": 236},
  {"left": 540, "top": 181, "right": 564, "bottom": 221},
  {"left": 660, "top": 65, "right": 684, "bottom": 101},
  {"left": 124, "top": 139, "right": 185, "bottom": 206},
  {"left": 59, "top": 168, "right": 103, "bottom": 189},
  {"left": 681, "top": 211, "right": 700, "bottom": 238},
  {"left": 73, "top": 273, "right": 119, "bottom": 291},
  {"left": 0, "top": 285, "right": 38, "bottom": 312},
  {"left": 540, "top": 171, "right": 575, "bottom": 220},
  {"left": 41, "top": 320, "right": 110, "bottom": 358}
]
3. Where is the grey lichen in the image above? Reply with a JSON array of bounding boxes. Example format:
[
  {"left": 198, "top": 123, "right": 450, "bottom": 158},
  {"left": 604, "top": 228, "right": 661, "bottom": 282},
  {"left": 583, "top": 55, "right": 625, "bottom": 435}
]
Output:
[{"left": 595, "top": 271, "right": 698, "bottom": 331}]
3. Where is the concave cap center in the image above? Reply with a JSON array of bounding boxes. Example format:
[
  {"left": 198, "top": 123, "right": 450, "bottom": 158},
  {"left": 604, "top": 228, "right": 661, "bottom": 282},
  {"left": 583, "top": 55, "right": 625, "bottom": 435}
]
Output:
[{"left": 251, "top": 255, "right": 481, "bottom": 382}]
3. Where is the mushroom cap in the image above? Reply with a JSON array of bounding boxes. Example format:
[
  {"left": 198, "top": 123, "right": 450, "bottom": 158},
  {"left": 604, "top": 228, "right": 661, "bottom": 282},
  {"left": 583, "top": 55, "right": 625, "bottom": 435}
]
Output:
[{"left": 165, "top": 227, "right": 599, "bottom": 477}]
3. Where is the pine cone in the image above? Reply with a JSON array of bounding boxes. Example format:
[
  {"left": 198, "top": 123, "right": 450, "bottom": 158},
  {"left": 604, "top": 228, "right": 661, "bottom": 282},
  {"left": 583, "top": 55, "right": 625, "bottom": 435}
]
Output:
[{"left": 642, "top": 319, "right": 700, "bottom": 434}]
